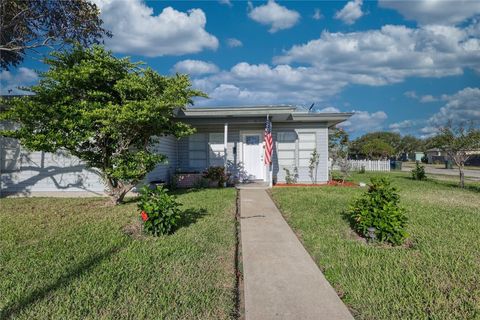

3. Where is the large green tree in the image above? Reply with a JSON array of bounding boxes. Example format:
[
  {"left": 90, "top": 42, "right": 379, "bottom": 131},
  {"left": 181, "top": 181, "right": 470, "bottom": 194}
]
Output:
[
  {"left": 361, "top": 139, "right": 395, "bottom": 159},
  {"left": 0, "top": 45, "right": 205, "bottom": 204},
  {"left": 351, "top": 131, "right": 400, "bottom": 159},
  {"left": 0, "top": 0, "right": 110, "bottom": 70},
  {"left": 431, "top": 122, "right": 480, "bottom": 188},
  {"left": 399, "top": 135, "right": 424, "bottom": 157}
]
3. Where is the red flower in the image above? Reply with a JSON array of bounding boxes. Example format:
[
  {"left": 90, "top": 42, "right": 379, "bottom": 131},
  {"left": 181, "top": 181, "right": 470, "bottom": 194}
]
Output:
[{"left": 141, "top": 210, "right": 148, "bottom": 222}]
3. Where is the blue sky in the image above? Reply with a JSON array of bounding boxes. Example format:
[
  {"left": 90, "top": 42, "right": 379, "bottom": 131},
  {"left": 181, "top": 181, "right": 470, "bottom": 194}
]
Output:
[{"left": 1, "top": 0, "right": 479, "bottom": 138}]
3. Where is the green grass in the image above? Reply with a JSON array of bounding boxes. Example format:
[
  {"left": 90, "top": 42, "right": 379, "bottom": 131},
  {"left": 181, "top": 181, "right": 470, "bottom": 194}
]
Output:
[
  {"left": 271, "top": 173, "right": 480, "bottom": 320},
  {"left": 0, "top": 188, "right": 237, "bottom": 319}
]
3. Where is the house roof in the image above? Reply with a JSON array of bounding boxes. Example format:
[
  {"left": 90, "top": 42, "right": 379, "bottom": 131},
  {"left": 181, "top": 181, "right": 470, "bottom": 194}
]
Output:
[{"left": 176, "top": 105, "right": 353, "bottom": 127}]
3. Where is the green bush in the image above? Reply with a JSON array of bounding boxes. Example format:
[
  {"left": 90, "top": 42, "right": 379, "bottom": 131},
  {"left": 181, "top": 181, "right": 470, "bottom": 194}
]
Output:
[
  {"left": 283, "top": 167, "right": 299, "bottom": 184},
  {"left": 411, "top": 162, "right": 427, "bottom": 180},
  {"left": 138, "top": 186, "right": 182, "bottom": 236},
  {"left": 203, "top": 166, "right": 229, "bottom": 187},
  {"left": 347, "top": 177, "right": 408, "bottom": 245},
  {"left": 359, "top": 165, "right": 366, "bottom": 174}
]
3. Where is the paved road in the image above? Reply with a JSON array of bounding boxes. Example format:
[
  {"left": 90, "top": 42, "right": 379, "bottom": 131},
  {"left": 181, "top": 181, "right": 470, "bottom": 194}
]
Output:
[
  {"left": 239, "top": 188, "right": 353, "bottom": 320},
  {"left": 401, "top": 165, "right": 480, "bottom": 181}
]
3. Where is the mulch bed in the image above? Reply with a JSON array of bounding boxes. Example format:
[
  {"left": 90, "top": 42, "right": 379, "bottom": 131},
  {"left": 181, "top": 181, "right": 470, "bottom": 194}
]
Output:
[{"left": 274, "top": 180, "right": 358, "bottom": 187}]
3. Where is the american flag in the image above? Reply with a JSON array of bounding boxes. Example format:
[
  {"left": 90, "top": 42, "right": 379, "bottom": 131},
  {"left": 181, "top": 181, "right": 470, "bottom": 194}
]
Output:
[{"left": 264, "top": 117, "right": 273, "bottom": 165}]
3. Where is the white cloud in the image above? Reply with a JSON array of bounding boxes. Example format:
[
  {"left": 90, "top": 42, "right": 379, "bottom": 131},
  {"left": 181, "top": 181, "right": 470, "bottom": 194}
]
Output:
[
  {"left": 275, "top": 23, "right": 480, "bottom": 86},
  {"left": 172, "top": 60, "right": 219, "bottom": 75},
  {"left": 389, "top": 120, "right": 415, "bottom": 132},
  {"left": 404, "top": 91, "right": 438, "bottom": 103},
  {"left": 379, "top": 0, "right": 480, "bottom": 25},
  {"left": 313, "top": 8, "right": 323, "bottom": 20},
  {"left": 390, "top": 87, "right": 480, "bottom": 137},
  {"left": 318, "top": 107, "right": 341, "bottom": 113},
  {"left": 248, "top": 0, "right": 300, "bottom": 33},
  {"left": 335, "top": 0, "right": 364, "bottom": 25},
  {"left": 219, "top": 0, "right": 232, "bottom": 7},
  {"left": 227, "top": 38, "right": 243, "bottom": 48},
  {"left": 404, "top": 91, "right": 418, "bottom": 99},
  {"left": 428, "top": 87, "right": 480, "bottom": 126},
  {"left": 340, "top": 110, "right": 388, "bottom": 133},
  {"left": 93, "top": 0, "right": 218, "bottom": 56},
  {"left": 312, "top": 107, "right": 389, "bottom": 134},
  {"left": 419, "top": 95, "right": 438, "bottom": 103},
  {"left": 192, "top": 62, "right": 348, "bottom": 106},
  {"left": 0, "top": 67, "right": 38, "bottom": 95}
]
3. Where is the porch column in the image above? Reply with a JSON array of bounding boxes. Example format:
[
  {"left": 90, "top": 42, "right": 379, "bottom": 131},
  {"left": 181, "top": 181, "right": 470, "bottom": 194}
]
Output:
[{"left": 224, "top": 123, "right": 228, "bottom": 183}]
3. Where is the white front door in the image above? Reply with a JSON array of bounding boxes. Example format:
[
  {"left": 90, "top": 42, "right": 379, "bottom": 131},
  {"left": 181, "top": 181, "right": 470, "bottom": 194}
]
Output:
[{"left": 242, "top": 133, "right": 265, "bottom": 180}]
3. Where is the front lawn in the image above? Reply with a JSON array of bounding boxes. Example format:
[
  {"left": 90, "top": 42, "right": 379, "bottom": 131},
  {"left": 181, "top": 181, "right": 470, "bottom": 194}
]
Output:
[
  {"left": 0, "top": 189, "right": 237, "bottom": 319},
  {"left": 271, "top": 173, "right": 480, "bottom": 319}
]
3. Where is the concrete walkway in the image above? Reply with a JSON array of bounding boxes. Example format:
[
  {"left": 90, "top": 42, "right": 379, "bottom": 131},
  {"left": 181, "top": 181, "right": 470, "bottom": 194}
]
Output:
[{"left": 239, "top": 189, "right": 354, "bottom": 320}]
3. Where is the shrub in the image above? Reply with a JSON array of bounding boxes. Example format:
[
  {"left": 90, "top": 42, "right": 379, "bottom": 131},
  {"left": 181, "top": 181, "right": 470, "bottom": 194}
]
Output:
[
  {"left": 283, "top": 167, "right": 298, "bottom": 184},
  {"left": 411, "top": 162, "right": 427, "bottom": 180},
  {"left": 193, "top": 176, "right": 210, "bottom": 189},
  {"left": 346, "top": 177, "right": 408, "bottom": 245},
  {"left": 308, "top": 149, "right": 320, "bottom": 183},
  {"left": 359, "top": 165, "right": 366, "bottom": 174},
  {"left": 138, "top": 186, "right": 182, "bottom": 236},
  {"left": 338, "top": 157, "right": 352, "bottom": 182},
  {"left": 203, "top": 166, "right": 229, "bottom": 187},
  {"left": 331, "top": 171, "right": 342, "bottom": 181}
]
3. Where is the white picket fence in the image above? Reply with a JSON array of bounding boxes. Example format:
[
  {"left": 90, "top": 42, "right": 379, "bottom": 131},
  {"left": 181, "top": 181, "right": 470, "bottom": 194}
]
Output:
[{"left": 330, "top": 160, "right": 390, "bottom": 172}]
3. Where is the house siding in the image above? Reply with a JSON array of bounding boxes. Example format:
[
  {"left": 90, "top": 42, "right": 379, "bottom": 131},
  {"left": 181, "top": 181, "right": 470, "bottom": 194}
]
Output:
[
  {"left": 273, "top": 124, "right": 329, "bottom": 183},
  {"left": 146, "top": 135, "right": 178, "bottom": 183},
  {"left": 0, "top": 135, "right": 106, "bottom": 195},
  {"left": 177, "top": 122, "right": 329, "bottom": 183},
  {"left": 0, "top": 128, "right": 178, "bottom": 195},
  {"left": 1, "top": 118, "right": 332, "bottom": 194}
]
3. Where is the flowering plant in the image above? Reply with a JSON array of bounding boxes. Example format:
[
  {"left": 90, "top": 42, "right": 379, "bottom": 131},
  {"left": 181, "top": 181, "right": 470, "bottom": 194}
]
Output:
[{"left": 137, "top": 185, "right": 181, "bottom": 236}]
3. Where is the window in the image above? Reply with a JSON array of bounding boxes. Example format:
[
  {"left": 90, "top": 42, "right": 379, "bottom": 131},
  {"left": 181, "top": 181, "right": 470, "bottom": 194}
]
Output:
[
  {"left": 188, "top": 133, "right": 207, "bottom": 168},
  {"left": 298, "top": 132, "right": 316, "bottom": 167},
  {"left": 209, "top": 133, "right": 225, "bottom": 166},
  {"left": 245, "top": 135, "right": 259, "bottom": 145},
  {"left": 277, "top": 131, "right": 296, "bottom": 166}
]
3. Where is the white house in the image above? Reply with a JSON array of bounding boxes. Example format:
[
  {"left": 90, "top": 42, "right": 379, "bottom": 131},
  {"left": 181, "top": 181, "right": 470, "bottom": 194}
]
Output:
[{"left": 0, "top": 105, "right": 352, "bottom": 195}]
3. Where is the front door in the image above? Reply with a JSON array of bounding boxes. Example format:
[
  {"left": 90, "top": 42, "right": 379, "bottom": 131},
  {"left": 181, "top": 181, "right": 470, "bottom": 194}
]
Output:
[{"left": 242, "top": 133, "right": 264, "bottom": 180}]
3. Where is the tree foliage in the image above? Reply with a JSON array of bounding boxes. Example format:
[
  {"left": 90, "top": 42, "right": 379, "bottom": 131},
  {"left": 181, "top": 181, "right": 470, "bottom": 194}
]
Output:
[
  {"left": 350, "top": 131, "right": 400, "bottom": 159},
  {"left": 431, "top": 122, "right": 480, "bottom": 188},
  {"left": 350, "top": 131, "right": 425, "bottom": 159},
  {"left": 0, "top": 45, "right": 206, "bottom": 204},
  {"left": 0, "top": 0, "right": 110, "bottom": 70},
  {"left": 399, "top": 135, "right": 423, "bottom": 155},
  {"left": 361, "top": 139, "right": 395, "bottom": 159}
]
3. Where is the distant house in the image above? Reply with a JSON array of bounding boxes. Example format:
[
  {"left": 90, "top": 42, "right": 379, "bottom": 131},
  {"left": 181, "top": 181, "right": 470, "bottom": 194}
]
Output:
[
  {"left": 414, "top": 152, "right": 424, "bottom": 162},
  {"left": 1, "top": 105, "right": 352, "bottom": 195},
  {"left": 425, "top": 148, "right": 448, "bottom": 164},
  {"left": 425, "top": 148, "right": 480, "bottom": 165}
]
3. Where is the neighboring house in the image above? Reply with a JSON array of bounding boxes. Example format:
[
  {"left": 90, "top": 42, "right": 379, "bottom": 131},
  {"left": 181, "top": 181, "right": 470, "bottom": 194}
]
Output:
[
  {"left": 414, "top": 152, "right": 424, "bottom": 162},
  {"left": 1, "top": 105, "right": 351, "bottom": 195},
  {"left": 425, "top": 148, "right": 480, "bottom": 165},
  {"left": 426, "top": 148, "right": 447, "bottom": 164}
]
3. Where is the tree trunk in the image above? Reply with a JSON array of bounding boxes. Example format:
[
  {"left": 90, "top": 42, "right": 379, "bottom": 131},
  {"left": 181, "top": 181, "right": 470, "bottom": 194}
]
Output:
[
  {"left": 108, "top": 186, "right": 132, "bottom": 205},
  {"left": 459, "top": 166, "right": 465, "bottom": 188},
  {"left": 104, "top": 176, "right": 134, "bottom": 205}
]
